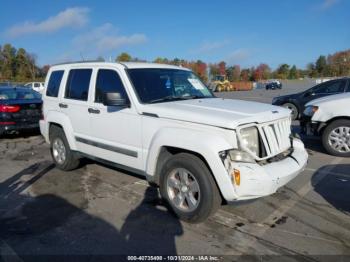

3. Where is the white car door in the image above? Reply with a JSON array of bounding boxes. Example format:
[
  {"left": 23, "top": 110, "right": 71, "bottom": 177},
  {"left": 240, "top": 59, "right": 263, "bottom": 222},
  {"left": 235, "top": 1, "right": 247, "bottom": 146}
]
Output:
[
  {"left": 60, "top": 68, "right": 93, "bottom": 153},
  {"left": 87, "top": 67, "right": 143, "bottom": 170}
]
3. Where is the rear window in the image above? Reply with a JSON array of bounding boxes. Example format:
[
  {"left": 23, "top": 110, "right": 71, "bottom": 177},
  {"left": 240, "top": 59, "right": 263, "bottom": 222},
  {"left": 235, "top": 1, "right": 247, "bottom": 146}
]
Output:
[
  {"left": 65, "top": 69, "right": 92, "bottom": 101},
  {"left": 46, "top": 70, "right": 64, "bottom": 97},
  {"left": 0, "top": 89, "right": 41, "bottom": 100}
]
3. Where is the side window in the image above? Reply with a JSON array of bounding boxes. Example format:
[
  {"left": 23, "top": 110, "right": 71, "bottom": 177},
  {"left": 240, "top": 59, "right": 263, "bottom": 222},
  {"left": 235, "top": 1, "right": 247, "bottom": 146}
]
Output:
[
  {"left": 314, "top": 80, "right": 345, "bottom": 94},
  {"left": 46, "top": 70, "right": 64, "bottom": 97},
  {"left": 65, "top": 69, "right": 92, "bottom": 101},
  {"left": 34, "top": 83, "right": 40, "bottom": 88},
  {"left": 95, "top": 69, "right": 128, "bottom": 103}
]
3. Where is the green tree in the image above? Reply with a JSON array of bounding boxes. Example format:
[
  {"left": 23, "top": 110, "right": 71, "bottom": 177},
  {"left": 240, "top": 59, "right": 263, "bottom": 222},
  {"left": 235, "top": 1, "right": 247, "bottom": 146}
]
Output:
[
  {"left": 1, "top": 44, "right": 16, "bottom": 79},
  {"left": 315, "top": 55, "right": 327, "bottom": 76},
  {"left": 240, "top": 68, "right": 251, "bottom": 81},
  {"left": 116, "top": 52, "right": 132, "bottom": 62},
  {"left": 15, "top": 48, "right": 31, "bottom": 80},
  {"left": 275, "top": 64, "right": 290, "bottom": 79},
  {"left": 288, "top": 65, "right": 298, "bottom": 79},
  {"left": 307, "top": 63, "right": 317, "bottom": 78},
  {"left": 153, "top": 57, "right": 169, "bottom": 64}
]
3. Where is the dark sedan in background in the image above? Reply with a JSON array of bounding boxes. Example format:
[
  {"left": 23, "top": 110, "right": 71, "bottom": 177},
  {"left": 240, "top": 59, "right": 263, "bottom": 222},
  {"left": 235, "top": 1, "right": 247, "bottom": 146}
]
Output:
[
  {"left": 272, "top": 77, "right": 350, "bottom": 120},
  {"left": 0, "top": 87, "right": 42, "bottom": 136}
]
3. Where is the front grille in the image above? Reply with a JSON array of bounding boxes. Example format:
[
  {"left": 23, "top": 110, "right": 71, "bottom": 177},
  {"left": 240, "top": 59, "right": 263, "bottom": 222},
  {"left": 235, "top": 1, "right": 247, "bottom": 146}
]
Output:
[
  {"left": 239, "top": 117, "right": 292, "bottom": 160},
  {"left": 258, "top": 117, "right": 291, "bottom": 158}
]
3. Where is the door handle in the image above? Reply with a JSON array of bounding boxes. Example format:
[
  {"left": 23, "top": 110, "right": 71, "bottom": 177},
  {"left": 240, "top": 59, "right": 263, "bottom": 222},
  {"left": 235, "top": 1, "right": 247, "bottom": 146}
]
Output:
[
  {"left": 88, "top": 108, "right": 100, "bottom": 114},
  {"left": 59, "top": 103, "right": 68, "bottom": 108}
]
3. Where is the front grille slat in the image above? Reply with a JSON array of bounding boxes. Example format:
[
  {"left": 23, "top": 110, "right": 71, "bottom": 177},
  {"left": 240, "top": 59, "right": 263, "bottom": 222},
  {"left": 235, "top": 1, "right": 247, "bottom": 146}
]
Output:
[
  {"left": 264, "top": 126, "right": 279, "bottom": 155},
  {"left": 258, "top": 126, "right": 271, "bottom": 156}
]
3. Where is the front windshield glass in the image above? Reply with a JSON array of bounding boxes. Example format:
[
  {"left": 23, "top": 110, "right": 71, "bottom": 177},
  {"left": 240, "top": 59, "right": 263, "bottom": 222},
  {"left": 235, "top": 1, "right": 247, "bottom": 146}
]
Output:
[{"left": 127, "top": 69, "right": 214, "bottom": 104}]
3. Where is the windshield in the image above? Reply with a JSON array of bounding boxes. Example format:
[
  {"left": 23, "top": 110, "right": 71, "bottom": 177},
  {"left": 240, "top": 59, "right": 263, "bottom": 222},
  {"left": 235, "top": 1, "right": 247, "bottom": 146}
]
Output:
[
  {"left": 127, "top": 69, "right": 214, "bottom": 103},
  {"left": 0, "top": 88, "right": 41, "bottom": 100}
]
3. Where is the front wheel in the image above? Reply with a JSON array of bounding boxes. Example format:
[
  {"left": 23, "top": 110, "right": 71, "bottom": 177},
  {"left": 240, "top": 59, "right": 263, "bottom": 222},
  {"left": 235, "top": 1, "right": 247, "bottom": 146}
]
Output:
[
  {"left": 159, "top": 153, "right": 221, "bottom": 223},
  {"left": 322, "top": 120, "right": 350, "bottom": 157},
  {"left": 282, "top": 103, "right": 299, "bottom": 120}
]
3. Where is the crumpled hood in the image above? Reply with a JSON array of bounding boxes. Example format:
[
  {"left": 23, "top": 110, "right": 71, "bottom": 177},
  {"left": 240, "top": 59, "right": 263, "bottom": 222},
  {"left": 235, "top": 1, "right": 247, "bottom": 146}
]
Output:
[
  {"left": 140, "top": 98, "right": 291, "bottom": 129},
  {"left": 306, "top": 92, "right": 350, "bottom": 106}
]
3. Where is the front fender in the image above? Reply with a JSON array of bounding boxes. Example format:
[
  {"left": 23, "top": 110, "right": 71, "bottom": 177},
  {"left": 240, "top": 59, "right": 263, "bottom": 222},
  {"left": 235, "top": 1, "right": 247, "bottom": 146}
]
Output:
[{"left": 146, "top": 127, "right": 237, "bottom": 201}]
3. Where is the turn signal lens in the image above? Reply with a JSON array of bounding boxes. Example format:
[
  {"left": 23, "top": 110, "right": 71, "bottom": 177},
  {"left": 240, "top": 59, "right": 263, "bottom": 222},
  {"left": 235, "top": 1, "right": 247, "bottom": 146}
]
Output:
[{"left": 232, "top": 169, "right": 241, "bottom": 186}]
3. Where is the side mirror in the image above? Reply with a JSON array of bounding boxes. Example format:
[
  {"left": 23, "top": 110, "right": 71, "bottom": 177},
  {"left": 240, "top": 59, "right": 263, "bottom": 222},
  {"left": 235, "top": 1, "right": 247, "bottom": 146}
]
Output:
[
  {"left": 102, "top": 92, "right": 129, "bottom": 107},
  {"left": 304, "top": 91, "right": 315, "bottom": 97}
]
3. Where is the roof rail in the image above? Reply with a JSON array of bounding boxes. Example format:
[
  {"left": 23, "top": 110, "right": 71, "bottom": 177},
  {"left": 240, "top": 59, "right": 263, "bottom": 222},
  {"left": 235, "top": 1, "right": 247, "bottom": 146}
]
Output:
[{"left": 52, "top": 60, "right": 119, "bottom": 66}]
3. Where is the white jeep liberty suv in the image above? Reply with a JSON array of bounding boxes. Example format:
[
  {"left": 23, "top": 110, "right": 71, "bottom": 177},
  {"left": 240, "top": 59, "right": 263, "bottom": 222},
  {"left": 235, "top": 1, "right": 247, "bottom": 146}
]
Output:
[{"left": 40, "top": 62, "right": 308, "bottom": 222}]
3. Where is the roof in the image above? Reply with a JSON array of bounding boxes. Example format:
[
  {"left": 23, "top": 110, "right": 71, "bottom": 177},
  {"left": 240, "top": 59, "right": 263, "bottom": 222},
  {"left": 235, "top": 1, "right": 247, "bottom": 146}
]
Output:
[
  {"left": 122, "top": 62, "right": 190, "bottom": 70},
  {"left": 51, "top": 61, "right": 190, "bottom": 71}
]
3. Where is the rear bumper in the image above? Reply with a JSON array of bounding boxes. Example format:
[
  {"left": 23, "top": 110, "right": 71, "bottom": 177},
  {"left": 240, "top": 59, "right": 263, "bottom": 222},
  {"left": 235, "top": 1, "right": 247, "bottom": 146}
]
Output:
[
  {"left": 228, "top": 138, "right": 308, "bottom": 201},
  {"left": 0, "top": 122, "right": 39, "bottom": 134}
]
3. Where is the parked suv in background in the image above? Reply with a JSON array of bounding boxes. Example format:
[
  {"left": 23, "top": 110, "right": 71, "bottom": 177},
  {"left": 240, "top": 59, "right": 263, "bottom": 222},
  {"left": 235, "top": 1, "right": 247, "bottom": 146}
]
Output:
[
  {"left": 301, "top": 92, "right": 350, "bottom": 157},
  {"left": 40, "top": 62, "right": 308, "bottom": 222},
  {"left": 265, "top": 80, "right": 282, "bottom": 90},
  {"left": 24, "top": 82, "right": 45, "bottom": 93},
  {"left": 272, "top": 78, "right": 349, "bottom": 120}
]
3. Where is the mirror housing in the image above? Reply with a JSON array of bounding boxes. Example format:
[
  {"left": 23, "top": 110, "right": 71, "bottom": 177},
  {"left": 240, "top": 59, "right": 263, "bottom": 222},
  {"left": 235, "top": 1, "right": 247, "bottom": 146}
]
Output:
[
  {"left": 304, "top": 91, "right": 315, "bottom": 97},
  {"left": 102, "top": 92, "right": 129, "bottom": 107}
]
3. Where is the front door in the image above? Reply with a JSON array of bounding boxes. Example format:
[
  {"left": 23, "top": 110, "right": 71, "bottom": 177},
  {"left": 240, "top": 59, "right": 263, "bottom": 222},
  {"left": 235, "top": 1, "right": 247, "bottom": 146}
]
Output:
[{"left": 87, "top": 67, "right": 143, "bottom": 170}]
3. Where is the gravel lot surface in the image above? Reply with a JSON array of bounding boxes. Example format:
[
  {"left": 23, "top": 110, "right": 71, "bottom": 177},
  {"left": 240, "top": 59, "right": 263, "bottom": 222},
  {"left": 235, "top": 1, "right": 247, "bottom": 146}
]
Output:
[{"left": 1, "top": 81, "right": 349, "bottom": 261}]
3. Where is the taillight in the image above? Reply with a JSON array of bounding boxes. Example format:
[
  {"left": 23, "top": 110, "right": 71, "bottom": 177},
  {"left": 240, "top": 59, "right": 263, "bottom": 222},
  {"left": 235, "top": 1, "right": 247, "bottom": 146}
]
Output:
[
  {"left": 0, "top": 121, "right": 15, "bottom": 125},
  {"left": 0, "top": 104, "right": 21, "bottom": 113}
]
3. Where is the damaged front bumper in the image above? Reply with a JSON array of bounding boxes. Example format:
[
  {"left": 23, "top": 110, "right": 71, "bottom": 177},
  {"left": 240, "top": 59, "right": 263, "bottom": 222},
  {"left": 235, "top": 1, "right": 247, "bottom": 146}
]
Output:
[{"left": 224, "top": 138, "right": 308, "bottom": 202}]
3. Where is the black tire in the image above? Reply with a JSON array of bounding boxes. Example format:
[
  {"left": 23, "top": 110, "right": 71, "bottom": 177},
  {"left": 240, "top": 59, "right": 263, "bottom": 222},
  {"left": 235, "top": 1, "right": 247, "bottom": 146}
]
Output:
[
  {"left": 159, "top": 153, "right": 222, "bottom": 223},
  {"left": 322, "top": 119, "right": 350, "bottom": 157},
  {"left": 49, "top": 125, "right": 80, "bottom": 171},
  {"left": 282, "top": 103, "right": 299, "bottom": 120}
]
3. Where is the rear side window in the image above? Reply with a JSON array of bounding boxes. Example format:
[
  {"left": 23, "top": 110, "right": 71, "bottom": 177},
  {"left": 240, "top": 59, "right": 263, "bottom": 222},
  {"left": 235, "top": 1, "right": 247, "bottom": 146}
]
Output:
[
  {"left": 95, "top": 69, "right": 127, "bottom": 103},
  {"left": 65, "top": 69, "right": 92, "bottom": 101},
  {"left": 314, "top": 80, "right": 346, "bottom": 94},
  {"left": 46, "top": 70, "right": 64, "bottom": 97}
]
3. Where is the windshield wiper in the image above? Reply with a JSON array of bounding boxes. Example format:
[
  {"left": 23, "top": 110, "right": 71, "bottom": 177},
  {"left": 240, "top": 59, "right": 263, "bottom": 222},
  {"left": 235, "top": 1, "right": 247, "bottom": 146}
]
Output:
[
  {"left": 148, "top": 96, "right": 187, "bottom": 104},
  {"left": 181, "top": 95, "right": 208, "bottom": 99},
  {"left": 148, "top": 95, "right": 211, "bottom": 104}
]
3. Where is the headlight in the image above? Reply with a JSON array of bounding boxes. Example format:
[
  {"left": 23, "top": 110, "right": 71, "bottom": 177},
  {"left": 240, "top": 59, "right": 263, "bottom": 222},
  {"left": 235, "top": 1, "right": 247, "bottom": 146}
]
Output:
[
  {"left": 304, "top": 106, "right": 318, "bottom": 117},
  {"left": 228, "top": 150, "right": 255, "bottom": 163},
  {"left": 240, "top": 126, "right": 259, "bottom": 156}
]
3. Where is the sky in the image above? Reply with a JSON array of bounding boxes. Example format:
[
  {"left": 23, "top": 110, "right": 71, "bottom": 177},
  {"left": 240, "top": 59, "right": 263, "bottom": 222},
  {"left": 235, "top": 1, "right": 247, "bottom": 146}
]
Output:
[{"left": 0, "top": 0, "right": 349, "bottom": 69}]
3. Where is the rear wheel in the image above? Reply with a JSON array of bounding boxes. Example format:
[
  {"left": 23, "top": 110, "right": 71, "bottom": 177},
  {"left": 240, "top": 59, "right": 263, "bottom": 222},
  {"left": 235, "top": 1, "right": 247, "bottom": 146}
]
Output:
[
  {"left": 282, "top": 103, "right": 298, "bottom": 120},
  {"left": 49, "top": 126, "right": 80, "bottom": 171},
  {"left": 159, "top": 153, "right": 221, "bottom": 223},
  {"left": 322, "top": 119, "right": 350, "bottom": 157}
]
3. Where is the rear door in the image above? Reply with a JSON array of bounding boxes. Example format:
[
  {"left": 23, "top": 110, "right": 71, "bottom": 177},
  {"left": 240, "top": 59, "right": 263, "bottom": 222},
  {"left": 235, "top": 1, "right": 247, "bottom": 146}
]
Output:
[
  {"left": 87, "top": 67, "right": 143, "bottom": 170},
  {"left": 60, "top": 68, "right": 93, "bottom": 152}
]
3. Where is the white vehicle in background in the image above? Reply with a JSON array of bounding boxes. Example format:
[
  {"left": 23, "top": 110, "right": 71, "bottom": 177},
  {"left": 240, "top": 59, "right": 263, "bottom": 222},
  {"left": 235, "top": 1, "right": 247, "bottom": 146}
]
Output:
[
  {"left": 24, "top": 82, "right": 45, "bottom": 93},
  {"left": 302, "top": 92, "right": 350, "bottom": 157},
  {"left": 40, "top": 61, "right": 308, "bottom": 222}
]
